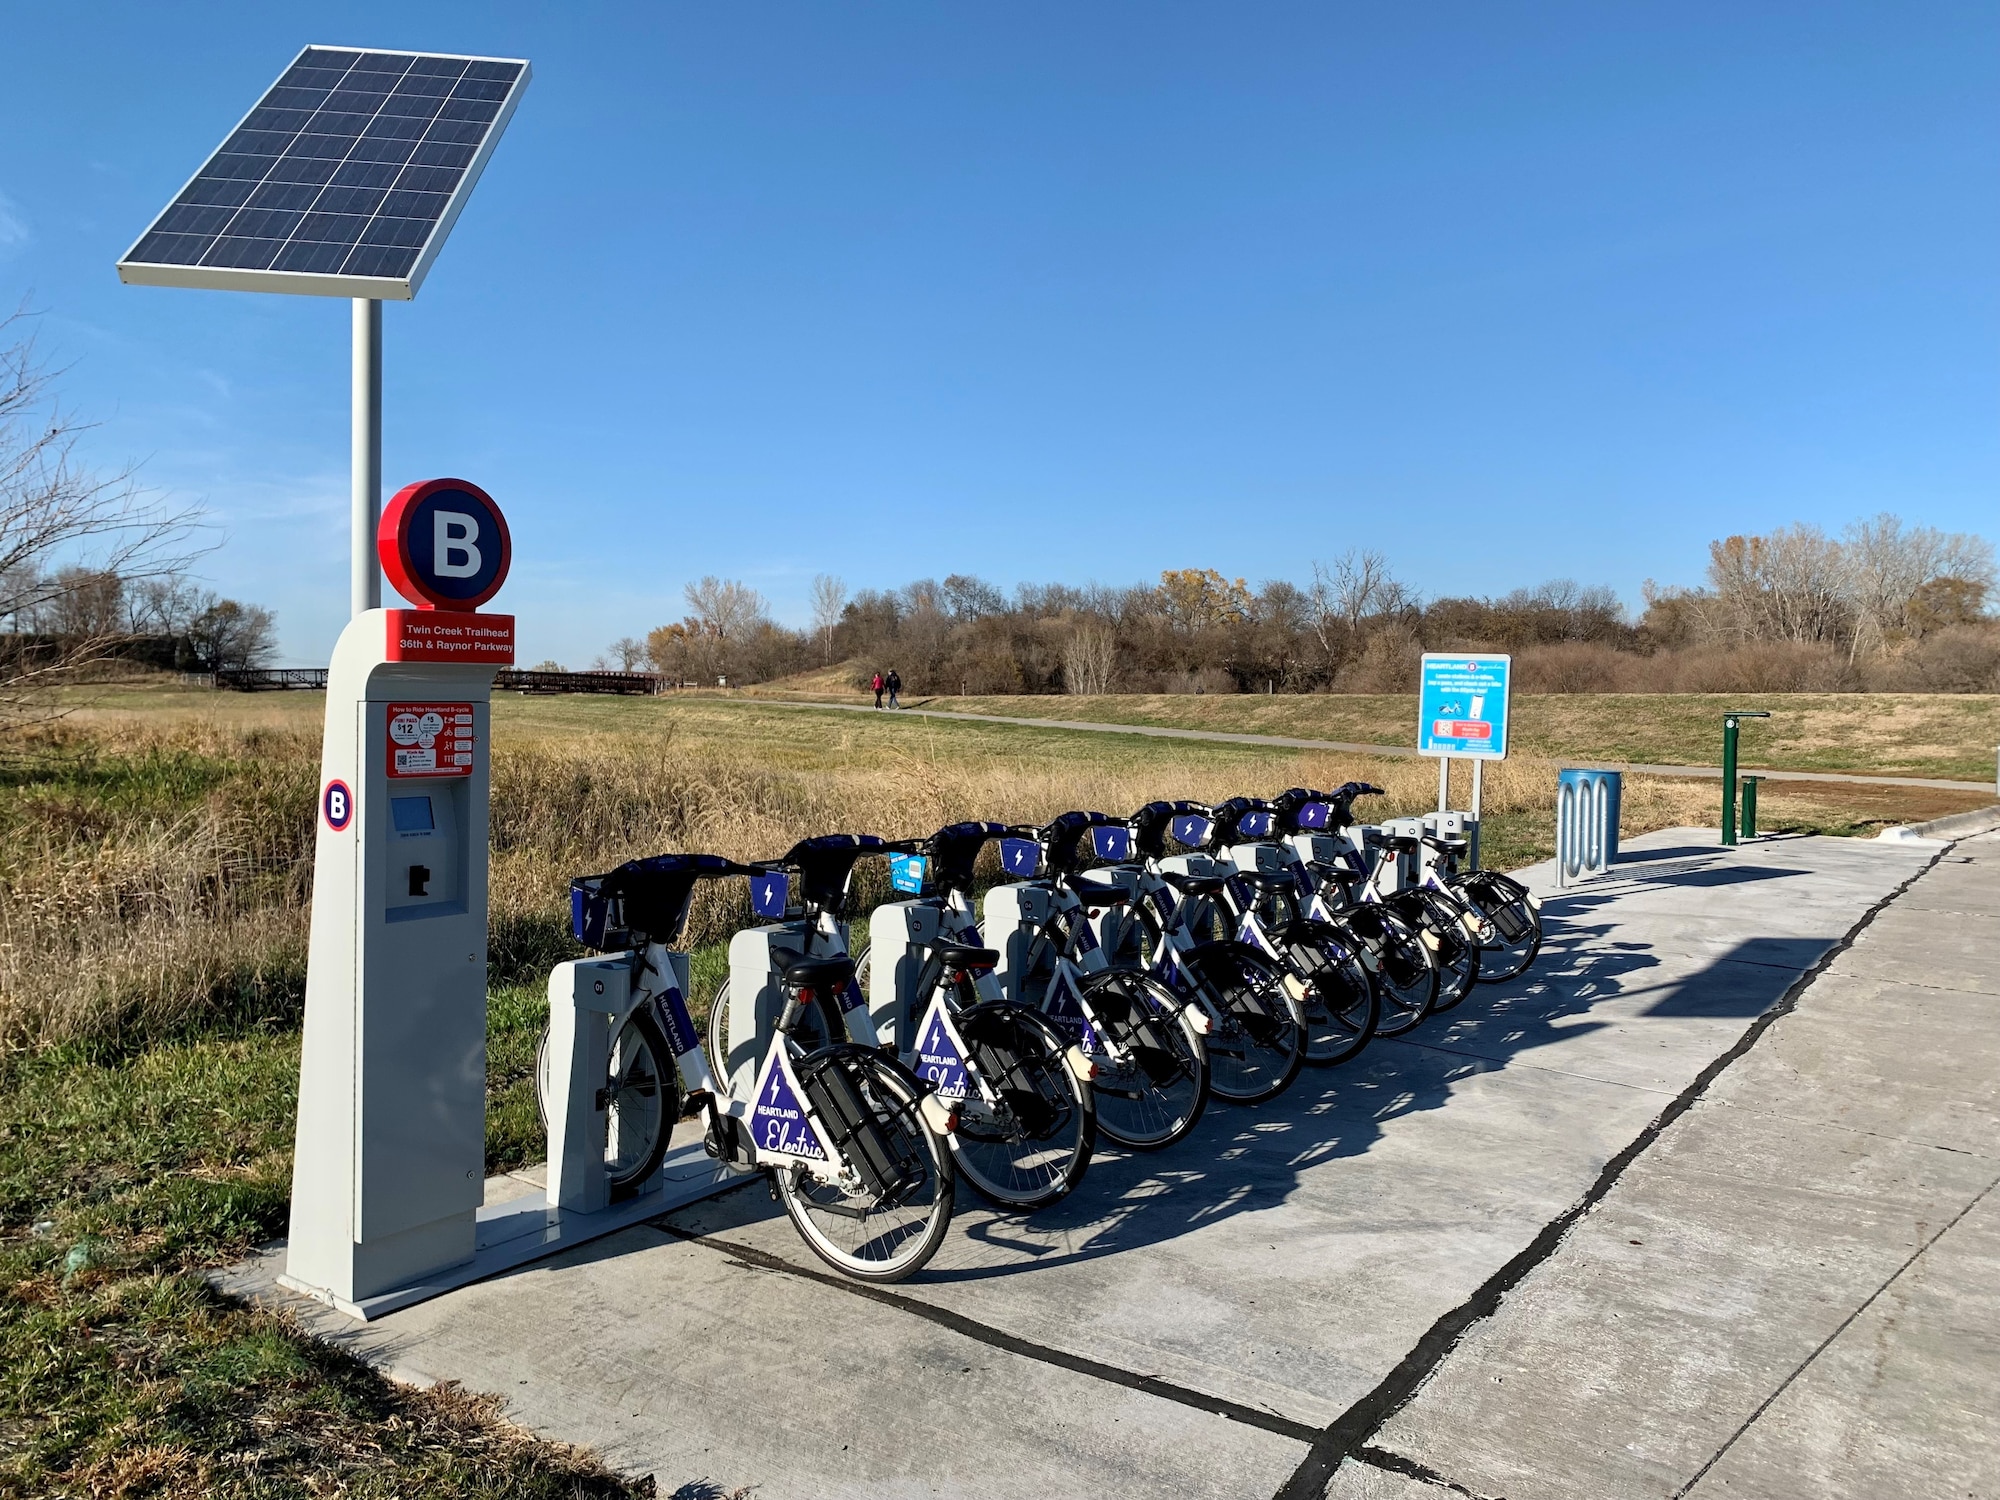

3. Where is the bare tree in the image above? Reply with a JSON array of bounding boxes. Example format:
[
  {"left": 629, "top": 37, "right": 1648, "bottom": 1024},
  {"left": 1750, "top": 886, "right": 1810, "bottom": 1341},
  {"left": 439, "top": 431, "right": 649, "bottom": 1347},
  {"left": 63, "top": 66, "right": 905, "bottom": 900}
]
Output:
[
  {"left": 682, "top": 576, "right": 767, "bottom": 640},
  {"left": 1307, "top": 550, "right": 1407, "bottom": 675},
  {"left": 809, "top": 573, "right": 846, "bottom": 663},
  {"left": 1841, "top": 513, "right": 1997, "bottom": 661},
  {"left": 604, "top": 635, "right": 647, "bottom": 671},
  {"left": 1707, "top": 526, "right": 1851, "bottom": 646},
  {"left": 184, "top": 597, "right": 277, "bottom": 673},
  {"left": 1062, "top": 622, "right": 1118, "bottom": 695},
  {"left": 1, "top": 310, "right": 201, "bottom": 727}
]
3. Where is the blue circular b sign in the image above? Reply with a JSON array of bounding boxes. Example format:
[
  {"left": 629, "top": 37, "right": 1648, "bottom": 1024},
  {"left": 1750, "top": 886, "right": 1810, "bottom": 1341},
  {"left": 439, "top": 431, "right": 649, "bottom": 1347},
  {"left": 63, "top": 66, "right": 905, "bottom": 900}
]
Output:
[
  {"left": 323, "top": 779, "right": 354, "bottom": 831},
  {"left": 378, "top": 478, "right": 512, "bottom": 611}
]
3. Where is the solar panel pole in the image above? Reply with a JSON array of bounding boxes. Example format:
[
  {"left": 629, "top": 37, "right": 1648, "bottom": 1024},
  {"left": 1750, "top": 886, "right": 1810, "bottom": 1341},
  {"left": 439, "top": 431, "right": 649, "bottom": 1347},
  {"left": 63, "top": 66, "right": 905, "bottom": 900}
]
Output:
[{"left": 351, "top": 298, "right": 383, "bottom": 617}]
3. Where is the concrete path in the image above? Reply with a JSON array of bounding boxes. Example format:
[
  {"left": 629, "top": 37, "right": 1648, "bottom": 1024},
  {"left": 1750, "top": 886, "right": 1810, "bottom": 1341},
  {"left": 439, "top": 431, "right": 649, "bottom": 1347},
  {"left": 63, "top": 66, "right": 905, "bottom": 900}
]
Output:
[
  {"left": 1320, "top": 827, "right": 2000, "bottom": 1500},
  {"left": 234, "top": 827, "right": 1997, "bottom": 1498},
  {"left": 723, "top": 696, "right": 1998, "bottom": 794}
]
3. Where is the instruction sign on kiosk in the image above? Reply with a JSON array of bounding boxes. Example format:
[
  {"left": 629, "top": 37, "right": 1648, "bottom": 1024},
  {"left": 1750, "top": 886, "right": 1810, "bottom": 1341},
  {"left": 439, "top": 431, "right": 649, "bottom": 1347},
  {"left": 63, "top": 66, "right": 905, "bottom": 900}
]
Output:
[{"left": 281, "top": 479, "right": 515, "bottom": 1316}]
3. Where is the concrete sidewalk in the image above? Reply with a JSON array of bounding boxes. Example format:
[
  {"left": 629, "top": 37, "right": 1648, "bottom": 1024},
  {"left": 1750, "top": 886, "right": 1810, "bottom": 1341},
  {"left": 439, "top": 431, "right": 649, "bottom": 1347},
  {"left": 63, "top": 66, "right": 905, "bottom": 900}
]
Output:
[
  {"left": 1322, "top": 829, "right": 2000, "bottom": 1500},
  {"left": 230, "top": 827, "right": 1992, "bottom": 1498}
]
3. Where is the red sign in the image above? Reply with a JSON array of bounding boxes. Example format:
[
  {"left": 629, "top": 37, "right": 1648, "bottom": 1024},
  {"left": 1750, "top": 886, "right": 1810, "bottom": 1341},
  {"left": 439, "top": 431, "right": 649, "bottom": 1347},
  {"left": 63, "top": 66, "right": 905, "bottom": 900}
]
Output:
[
  {"left": 1449, "top": 720, "right": 1492, "bottom": 740},
  {"left": 378, "top": 478, "right": 513, "bottom": 611},
  {"left": 386, "top": 703, "right": 477, "bottom": 779},
  {"left": 384, "top": 610, "right": 515, "bottom": 664}
]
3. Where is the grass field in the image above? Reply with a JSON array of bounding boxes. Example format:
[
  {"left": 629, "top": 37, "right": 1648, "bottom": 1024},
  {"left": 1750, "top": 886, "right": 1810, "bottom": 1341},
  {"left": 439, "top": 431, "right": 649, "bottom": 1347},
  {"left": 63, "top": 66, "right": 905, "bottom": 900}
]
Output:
[
  {"left": 1, "top": 680, "right": 1991, "bottom": 1494},
  {"left": 745, "top": 684, "right": 2000, "bottom": 783}
]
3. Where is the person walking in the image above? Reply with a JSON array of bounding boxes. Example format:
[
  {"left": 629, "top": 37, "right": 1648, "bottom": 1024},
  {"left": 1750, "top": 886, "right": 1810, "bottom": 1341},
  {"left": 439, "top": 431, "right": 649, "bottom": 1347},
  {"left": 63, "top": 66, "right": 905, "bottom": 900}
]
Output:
[
  {"left": 871, "top": 671, "right": 884, "bottom": 709},
  {"left": 886, "top": 668, "right": 902, "bottom": 710}
]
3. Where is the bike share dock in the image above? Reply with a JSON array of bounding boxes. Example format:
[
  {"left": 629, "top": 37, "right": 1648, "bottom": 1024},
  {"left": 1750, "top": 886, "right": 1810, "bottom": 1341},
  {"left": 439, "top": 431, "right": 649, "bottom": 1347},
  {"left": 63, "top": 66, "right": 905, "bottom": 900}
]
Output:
[{"left": 223, "top": 825, "right": 1999, "bottom": 1499}]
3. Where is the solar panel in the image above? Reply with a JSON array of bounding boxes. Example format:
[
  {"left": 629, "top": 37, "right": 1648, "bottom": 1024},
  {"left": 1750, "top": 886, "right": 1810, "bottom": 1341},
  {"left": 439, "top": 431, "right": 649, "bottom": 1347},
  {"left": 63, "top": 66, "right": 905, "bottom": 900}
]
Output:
[{"left": 117, "top": 46, "right": 530, "bottom": 300}]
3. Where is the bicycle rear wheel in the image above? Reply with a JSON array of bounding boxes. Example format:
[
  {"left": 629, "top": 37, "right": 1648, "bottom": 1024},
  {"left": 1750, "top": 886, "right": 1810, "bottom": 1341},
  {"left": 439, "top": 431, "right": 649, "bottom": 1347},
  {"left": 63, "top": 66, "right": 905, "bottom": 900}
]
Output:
[
  {"left": 1347, "top": 906, "right": 1438, "bottom": 1037},
  {"left": 1287, "top": 922, "right": 1379, "bottom": 1066},
  {"left": 774, "top": 1049, "right": 954, "bottom": 1283},
  {"left": 951, "top": 999, "right": 1095, "bottom": 1209},
  {"left": 1390, "top": 890, "right": 1479, "bottom": 1014},
  {"left": 1079, "top": 970, "right": 1208, "bottom": 1150},
  {"left": 1451, "top": 873, "right": 1544, "bottom": 982},
  {"left": 1179, "top": 943, "right": 1303, "bottom": 1104}
]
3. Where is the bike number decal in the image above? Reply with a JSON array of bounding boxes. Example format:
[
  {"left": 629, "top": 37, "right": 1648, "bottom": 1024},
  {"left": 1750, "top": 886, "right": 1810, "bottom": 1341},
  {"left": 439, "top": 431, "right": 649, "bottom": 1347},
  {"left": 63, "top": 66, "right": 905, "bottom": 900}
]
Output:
[
  {"left": 750, "top": 1048, "right": 833, "bottom": 1162},
  {"left": 913, "top": 995, "right": 971, "bottom": 1101},
  {"left": 652, "top": 985, "right": 702, "bottom": 1059}
]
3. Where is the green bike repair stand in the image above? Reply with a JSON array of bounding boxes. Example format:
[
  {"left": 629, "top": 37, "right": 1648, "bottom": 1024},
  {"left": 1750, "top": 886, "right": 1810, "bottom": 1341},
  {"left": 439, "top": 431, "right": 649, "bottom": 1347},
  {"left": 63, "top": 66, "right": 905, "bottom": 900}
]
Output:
[{"left": 1721, "top": 711, "right": 1770, "bottom": 847}]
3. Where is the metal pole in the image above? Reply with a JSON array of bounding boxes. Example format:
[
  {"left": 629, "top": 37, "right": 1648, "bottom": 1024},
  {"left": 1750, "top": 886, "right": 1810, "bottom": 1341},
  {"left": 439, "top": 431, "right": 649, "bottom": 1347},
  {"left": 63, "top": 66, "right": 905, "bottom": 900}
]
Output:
[
  {"left": 1721, "top": 715, "right": 1739, "bottom": 846},
  {"left": 1470, "top": 758, "right": 1483, "bottom": 870},
  {"left": 1741, "top": 775, "right": 1759, "bottom": 839},
  {"left": 351, "top": 298, "right": 382, "bottom": 618},
  {"left": 1437, "top": 755, "right": 1450, "bottom": 813}
]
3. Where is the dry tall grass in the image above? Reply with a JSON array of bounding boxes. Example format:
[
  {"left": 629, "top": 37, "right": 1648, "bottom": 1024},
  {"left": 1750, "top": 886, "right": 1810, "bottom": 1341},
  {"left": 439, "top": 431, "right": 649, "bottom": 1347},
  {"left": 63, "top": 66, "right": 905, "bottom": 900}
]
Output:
[{"left": 2, "top": 718, "right": 1719, "bottom": 1051}]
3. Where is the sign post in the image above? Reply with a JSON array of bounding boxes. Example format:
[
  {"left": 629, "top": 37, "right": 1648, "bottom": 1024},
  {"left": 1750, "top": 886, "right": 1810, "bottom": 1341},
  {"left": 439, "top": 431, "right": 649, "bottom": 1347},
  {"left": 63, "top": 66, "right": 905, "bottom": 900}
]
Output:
[
  {"left": 1418, "top": 654, "right": 1511, "bottom": 868},
  {"left": 281, "top": 480, "right": 515, "bottom": 1316}
]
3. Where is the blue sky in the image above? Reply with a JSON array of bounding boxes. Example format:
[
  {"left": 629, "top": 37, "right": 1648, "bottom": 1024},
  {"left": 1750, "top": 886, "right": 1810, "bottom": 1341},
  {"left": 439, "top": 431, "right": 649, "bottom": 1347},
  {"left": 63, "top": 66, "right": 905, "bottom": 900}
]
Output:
[{"left": 3, "top": 2, "right": 1994, "bottom": 666}]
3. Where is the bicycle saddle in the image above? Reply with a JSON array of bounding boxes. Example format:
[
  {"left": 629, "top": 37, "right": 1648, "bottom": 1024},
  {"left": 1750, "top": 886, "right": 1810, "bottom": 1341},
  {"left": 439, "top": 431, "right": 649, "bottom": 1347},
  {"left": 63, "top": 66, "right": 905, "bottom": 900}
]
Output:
[
  {"left": 782, "top": 956, "right": 856, "bottom": 991},
  {"left": 1066, "top": 875, "right": 1133, "bottom": 906},
  {"left": 1155, "top": 869, "right": 1229, "bottom": 895},
  {"left": 930, "top": 940, "right": 999, "bottom": 969},
  {"left": 1221, "top": 865, "right": 1297, "bottom": 892}
]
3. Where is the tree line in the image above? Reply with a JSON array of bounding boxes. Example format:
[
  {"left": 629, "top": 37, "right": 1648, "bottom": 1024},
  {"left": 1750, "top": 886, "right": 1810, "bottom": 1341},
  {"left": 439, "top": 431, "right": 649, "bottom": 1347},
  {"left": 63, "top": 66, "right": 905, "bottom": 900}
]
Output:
[{"left": 598, "top": 514, "right": 1996, "bottom": 697}]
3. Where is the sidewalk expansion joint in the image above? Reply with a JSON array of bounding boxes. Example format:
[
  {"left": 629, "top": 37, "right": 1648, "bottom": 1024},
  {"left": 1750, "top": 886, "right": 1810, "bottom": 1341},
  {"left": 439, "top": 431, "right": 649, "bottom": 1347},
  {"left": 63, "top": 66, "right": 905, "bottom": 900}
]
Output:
[
  {"left": 1667, "top": 1168, "right": 2000, "bottom": 1499},
  {"left": 1269, "top": 843, "right": 1949, "bottom": 1500},
  {"left": 656, "top": 1223, "right": 1321, "bottom": 1447}
]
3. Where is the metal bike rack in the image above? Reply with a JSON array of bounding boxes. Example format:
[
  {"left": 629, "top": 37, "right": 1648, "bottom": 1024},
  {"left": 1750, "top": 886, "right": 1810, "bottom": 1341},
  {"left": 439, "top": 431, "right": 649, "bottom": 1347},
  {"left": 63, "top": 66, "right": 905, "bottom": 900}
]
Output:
[{"left": 1556, "top": 769, "right": 1622, "bottom": 886}]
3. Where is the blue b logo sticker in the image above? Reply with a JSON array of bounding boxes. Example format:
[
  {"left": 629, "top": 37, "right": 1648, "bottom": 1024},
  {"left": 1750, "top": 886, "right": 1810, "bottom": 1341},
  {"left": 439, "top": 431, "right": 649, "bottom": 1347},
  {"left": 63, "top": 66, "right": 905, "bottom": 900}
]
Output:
[{"left": 322, "top": 779, "right": 353, "bottom": 831}]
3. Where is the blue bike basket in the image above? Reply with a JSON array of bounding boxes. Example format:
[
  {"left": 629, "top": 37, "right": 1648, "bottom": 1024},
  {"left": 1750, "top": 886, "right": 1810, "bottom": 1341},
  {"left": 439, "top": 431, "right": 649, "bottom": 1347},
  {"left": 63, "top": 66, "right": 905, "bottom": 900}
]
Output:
[
  {"left": 1238, "top": 810, "right": 1276, "bottom": 838},
  {"left": 1296, "top": 802, "right": 1332, "bottom": 830},
  {"left": 1170, "top": 813, "right": 1213, "bottom": 847}
]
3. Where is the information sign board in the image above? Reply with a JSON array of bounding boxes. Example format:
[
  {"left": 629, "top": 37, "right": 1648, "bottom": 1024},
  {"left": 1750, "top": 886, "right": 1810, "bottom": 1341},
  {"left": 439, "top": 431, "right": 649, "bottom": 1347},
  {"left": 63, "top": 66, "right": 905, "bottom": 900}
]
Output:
[
  {"left": 1417, "top": 654, "right": 1511, "bottom": 759},
  {"left": 386, "top": 703, "right": 476, "bottom": 779}
]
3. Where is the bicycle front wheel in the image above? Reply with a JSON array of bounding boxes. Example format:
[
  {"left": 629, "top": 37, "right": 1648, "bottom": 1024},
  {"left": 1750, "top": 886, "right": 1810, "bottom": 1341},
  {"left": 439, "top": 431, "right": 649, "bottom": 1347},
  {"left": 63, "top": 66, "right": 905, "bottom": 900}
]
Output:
[
  {"left": 535, "top": 1006, "right": 679, "bottom": 1198},
  {"left": 773, "top": 1049, "right": 955, "bottom": 1283},
  {"left": 1080, "top": 970, "right": 1209, "bottom": 1151}
]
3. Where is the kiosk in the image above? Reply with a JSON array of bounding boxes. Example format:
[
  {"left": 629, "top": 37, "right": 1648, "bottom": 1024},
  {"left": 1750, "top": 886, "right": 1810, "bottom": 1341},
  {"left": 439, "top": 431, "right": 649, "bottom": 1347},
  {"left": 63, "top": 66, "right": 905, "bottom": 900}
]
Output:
[{"left": 282, "top": 480, "right": 518, "bottom": 1313}]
